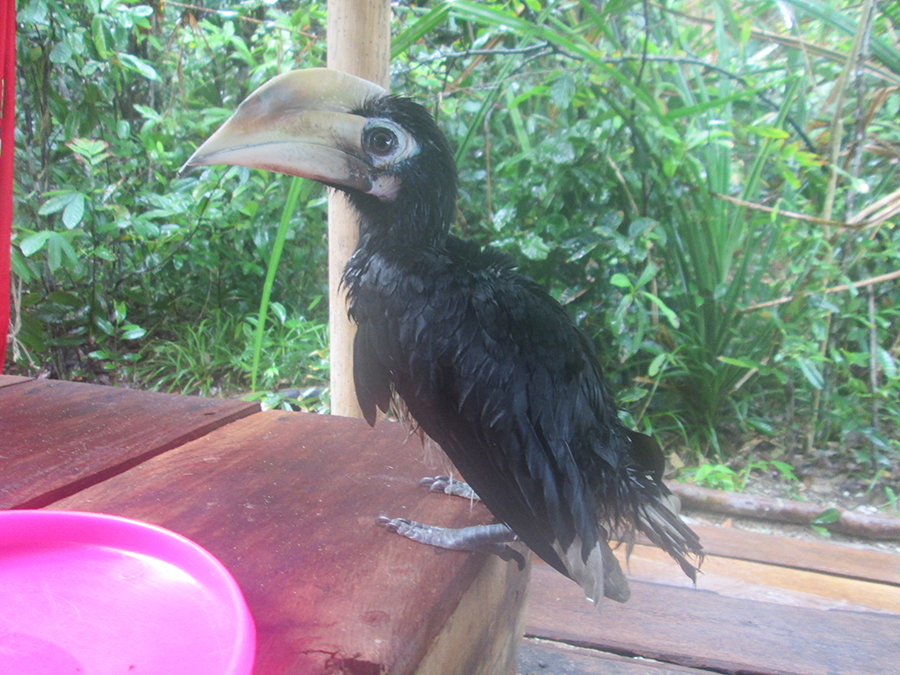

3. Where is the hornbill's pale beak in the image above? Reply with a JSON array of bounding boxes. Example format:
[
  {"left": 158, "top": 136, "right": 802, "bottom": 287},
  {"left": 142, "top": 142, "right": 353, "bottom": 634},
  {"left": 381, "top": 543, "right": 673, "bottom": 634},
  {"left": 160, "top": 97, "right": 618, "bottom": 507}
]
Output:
[{"left": 181, "top": 68, "right": 387, "bottom": 193}]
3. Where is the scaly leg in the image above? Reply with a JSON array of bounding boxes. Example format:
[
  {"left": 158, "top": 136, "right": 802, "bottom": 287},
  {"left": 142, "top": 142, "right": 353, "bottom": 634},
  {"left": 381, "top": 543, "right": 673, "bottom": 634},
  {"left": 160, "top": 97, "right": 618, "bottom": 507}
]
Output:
[{"left": 376, "top": 517, "right": 526, "bottom": 569}]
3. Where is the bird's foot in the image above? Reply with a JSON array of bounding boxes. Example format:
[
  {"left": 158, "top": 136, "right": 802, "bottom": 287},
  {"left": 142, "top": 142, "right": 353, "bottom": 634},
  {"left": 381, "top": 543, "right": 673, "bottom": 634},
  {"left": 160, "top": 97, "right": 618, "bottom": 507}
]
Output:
[
  {"left": 418, "top": 475, "right": 480, "bottom": 501},
  {"left": 376, "top": 517, "right": 526, "bottom": 569}
]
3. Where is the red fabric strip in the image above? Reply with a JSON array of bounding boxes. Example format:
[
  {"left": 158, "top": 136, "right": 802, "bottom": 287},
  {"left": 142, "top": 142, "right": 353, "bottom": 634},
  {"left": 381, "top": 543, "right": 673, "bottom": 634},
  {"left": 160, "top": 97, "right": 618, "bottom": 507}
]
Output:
[{"left": 0, "top": 0, "right": 15, "bottom": 372}]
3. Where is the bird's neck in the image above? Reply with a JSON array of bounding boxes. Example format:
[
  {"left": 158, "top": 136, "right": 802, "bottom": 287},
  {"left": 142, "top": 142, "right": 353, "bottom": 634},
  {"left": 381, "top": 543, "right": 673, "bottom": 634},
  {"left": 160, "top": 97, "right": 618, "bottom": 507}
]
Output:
[{"left": 348, "top": 191, "right": 451, "bottom": 253}]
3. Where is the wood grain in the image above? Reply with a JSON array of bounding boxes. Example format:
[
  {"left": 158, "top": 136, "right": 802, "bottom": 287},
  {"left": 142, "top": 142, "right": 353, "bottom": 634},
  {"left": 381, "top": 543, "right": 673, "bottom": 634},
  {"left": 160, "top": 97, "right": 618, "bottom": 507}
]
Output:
[
  {"left": 417, "top": 552, "right": 531, "bottom": 675},
  {"left": 525, "top": 563, "right": 900, "bottom": 675},
  {"left": 517, "top": 638, "right": 712, "bottom": 675},
  {"left": 613, "top": 542, "right": 900, "bottom": 614},
  {"left": 690, "top": 523, "right": 900, "bottom": 586},
  {"left": 0, "top": 374, "right": 29, "bottom": 388},
  {"left": 52, "top": 410, "right": 530, "bottom": 675},
  {"left": 0, "top": 379, "right": 258, "bottom": 509},
  {"left": 325, "top": 0, "right": 390, "bottom": 418}
]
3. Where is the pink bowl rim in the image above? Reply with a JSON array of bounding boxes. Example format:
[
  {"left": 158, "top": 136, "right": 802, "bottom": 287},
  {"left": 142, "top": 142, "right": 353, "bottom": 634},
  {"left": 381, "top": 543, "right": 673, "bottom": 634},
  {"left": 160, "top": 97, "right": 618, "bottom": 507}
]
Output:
[{"left": 0, "top": 509, "right": 256, "bottom": 675}]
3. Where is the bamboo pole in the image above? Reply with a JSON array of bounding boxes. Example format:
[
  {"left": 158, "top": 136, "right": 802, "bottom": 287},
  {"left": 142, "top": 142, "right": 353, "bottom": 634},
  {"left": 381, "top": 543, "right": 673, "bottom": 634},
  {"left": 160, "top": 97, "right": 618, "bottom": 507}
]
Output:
[{"left": 326, "top": 0, "right": 390, "bottom": 417}]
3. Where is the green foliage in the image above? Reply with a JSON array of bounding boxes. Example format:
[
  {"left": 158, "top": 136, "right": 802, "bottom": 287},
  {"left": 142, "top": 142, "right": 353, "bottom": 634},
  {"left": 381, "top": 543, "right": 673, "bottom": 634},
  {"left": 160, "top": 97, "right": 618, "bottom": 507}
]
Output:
[
  {"left": 10, "top": 0, "right": 900, "bottom": 480},
  {"left": 134, "top": 304, "right": 328, "bottom": 401},
  {"left": 811, "top": 507, "right": 842, "bottom": 536},
  {"left": 13, "top": 0, "right": 330, "bottom": 392},
  {"left": 679, "top": 458, "right": 799, "bottom": 492},
  {"left": 391, "top": 0, "right": 900, "bottom": 465}
]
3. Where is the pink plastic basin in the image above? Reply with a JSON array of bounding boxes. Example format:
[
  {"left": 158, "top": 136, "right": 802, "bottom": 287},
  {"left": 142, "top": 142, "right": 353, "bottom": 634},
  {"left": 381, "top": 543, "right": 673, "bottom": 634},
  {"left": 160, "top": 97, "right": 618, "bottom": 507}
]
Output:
[{"left": 0, "top": 510, "right": 255, "bottom": 675}]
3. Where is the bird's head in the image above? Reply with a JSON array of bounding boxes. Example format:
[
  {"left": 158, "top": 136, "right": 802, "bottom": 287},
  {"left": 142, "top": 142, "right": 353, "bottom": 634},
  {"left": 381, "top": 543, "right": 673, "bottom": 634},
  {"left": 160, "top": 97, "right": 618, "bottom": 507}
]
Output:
[{"left": 183, "top": 68, "right": 458, "bottom": 248}]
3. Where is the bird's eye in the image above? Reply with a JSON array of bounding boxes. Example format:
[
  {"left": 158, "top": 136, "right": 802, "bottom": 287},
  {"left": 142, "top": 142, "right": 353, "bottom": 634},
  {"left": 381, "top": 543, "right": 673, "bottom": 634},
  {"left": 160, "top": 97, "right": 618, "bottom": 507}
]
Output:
[{"left": 366, "top": 127, "right": 398, "bottom": 156}]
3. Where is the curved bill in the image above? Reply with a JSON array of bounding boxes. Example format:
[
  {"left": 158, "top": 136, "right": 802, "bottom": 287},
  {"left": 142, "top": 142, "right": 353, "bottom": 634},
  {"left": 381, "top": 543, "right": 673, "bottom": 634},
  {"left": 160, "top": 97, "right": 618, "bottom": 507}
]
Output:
[{"left": 181, "top": 68, "right": 387, "bottom": 192}]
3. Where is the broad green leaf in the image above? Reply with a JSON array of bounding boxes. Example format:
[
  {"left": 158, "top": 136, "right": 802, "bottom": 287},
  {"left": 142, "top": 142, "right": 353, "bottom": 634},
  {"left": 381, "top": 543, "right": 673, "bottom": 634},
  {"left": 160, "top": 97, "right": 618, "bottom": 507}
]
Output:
[
  {"left": 648, "top": 353, "right": 667, "bottom": 377},
  {"left": 46, "top": 232, "right": 78, "bottom": 271},
  {"left": 39, "top": 192, "right": 77, "bottom": 216},
  {"left": 617, "top": 387, "right": 648, "bottom": 403},
  {"left": 628, "top": 218, "right": 658, "bottom": 239},
  {"left": 228, "top": 35, "right": 254, "bottom": 66},
  {"left": 121, "top": 324, "right": 147, "bottom": 340},
  {"left": 609, "top": 273, "right": 631, "bottom": 289},
  {"left": 94, "top": 316, "right": 115, "bottom": 336},
  {"left": 133, "top": 104, "right": 161, "bottom": 122},
  {"left": 49, "top": 41, "right": 72, "bottom": 64},
  {"left": 18, "top": 231, "right": 51, "bottom": 257},
  {"left": 270, "top": 301, "right": 288, "bottom": 325},
  {"left": 662, "top": 154, "right": 680, "bottom": 178},
  {"left": 62, "top": 193, "right": 86, "bottom": 229},
  {"left": 116, "top": 52, "right": 158, "bottom": 80},
  {"left": 92, "top": 15, "right": 108, "bottom": 59}
]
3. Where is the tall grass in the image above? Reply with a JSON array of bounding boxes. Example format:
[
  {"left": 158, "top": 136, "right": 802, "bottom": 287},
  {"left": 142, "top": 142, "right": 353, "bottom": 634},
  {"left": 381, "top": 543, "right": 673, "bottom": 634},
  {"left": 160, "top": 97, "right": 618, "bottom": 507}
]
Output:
[{"left": 391, "top": 0, "right": 900, "bottom": 459}]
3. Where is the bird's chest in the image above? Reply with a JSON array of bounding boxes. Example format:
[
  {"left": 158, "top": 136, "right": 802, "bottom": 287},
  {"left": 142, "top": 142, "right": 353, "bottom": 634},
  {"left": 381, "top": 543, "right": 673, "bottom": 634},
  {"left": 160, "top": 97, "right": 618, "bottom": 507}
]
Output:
[{"left": 349, "top": 254, "right": 466, "bottom": 364}]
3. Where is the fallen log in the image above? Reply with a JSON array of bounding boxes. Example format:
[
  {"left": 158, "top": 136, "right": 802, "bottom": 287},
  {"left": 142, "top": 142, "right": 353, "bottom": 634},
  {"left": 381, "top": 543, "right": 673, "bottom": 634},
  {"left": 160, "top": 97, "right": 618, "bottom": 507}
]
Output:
[{"left": 667, "top": 481, "right": 900, "bottom": 541}]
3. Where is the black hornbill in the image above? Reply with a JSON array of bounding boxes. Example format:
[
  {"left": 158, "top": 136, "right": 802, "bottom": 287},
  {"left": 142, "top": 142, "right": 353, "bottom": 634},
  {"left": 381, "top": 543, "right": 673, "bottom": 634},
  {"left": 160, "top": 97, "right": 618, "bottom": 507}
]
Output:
[{"left": 184, "top": 68, "right": 702, "bottom": 605}]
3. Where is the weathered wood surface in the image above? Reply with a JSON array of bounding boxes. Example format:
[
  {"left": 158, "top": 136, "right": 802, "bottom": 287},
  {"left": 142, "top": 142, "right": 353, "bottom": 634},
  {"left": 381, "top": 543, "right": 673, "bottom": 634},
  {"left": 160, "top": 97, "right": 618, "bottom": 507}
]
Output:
[
  {"left": 525, "top": 562, "right": 900, "bottom": 675},
  {"left": 0, "top": 374, "right": 29, "bottom": 388},
  {"left": 52, "top": 410, "right": 530, "bottom": 675},
  {"left": 517, "top": 638, "right": 712, "bottom": 675},
  {"left": 10, "top": 377, "right": 900, "bottom": 674},
  {"left": 690, "top": 523, "right": 900, "bottom": 586},
  {"left": 0, "top": 378, "right": 259, "bottom": 509},
  {"left": 325, "top": 0, "right": 390, "bottom": 418},
  {"left": 618, "top": 541, "right": 900, "bottom": 614}
]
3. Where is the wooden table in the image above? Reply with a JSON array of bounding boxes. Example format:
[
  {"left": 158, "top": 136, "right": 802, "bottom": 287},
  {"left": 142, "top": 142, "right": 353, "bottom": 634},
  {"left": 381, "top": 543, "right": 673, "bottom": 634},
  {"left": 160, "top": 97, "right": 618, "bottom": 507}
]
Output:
[
  {"left": 520, "top": 503, "right": 900, "bottom": 674},
  {"left": 0, "top": 375, "right": 529, "bottom": 674},
  {"left": 4, "top": 374, "right": 900, "bottom": 675}
]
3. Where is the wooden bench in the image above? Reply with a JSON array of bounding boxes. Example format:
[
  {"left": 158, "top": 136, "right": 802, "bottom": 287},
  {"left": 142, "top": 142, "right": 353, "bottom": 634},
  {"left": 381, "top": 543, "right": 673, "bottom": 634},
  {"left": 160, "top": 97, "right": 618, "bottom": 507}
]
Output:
[
  {"left": 0, "top": 375, "right": 529, "bottom": 674},
  {"left": 522, "top": 508, "right": 900, "bottom": 674},
  {"left": 5, "top": 374, "right": 900, "bottom": 674}
]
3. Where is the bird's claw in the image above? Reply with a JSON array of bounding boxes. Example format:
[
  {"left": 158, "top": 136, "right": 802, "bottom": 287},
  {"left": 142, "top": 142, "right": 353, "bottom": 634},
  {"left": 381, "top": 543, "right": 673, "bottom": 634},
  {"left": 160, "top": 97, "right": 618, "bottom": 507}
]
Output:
[
  {"left": 376, "top": 516, "right": 410, "bottom": 533},
  {"left": 419, "top": 475, "right": 447, "bottom": 491},
  {"left": 419, "top": 475, "right": 479, "bottom": 500}
]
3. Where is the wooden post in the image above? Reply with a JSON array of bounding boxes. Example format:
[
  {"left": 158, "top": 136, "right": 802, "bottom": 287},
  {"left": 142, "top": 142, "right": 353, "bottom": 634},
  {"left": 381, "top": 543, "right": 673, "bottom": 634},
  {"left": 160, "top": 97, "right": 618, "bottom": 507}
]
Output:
[{"left": 326, "top": 0, "right": 391, "bottom": 418}]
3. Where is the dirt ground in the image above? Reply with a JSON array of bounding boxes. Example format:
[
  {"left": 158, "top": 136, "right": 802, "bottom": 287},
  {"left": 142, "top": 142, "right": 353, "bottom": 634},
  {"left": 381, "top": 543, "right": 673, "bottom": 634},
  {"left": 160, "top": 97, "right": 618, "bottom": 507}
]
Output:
[{"left": 679, "top": 438, "right": 900, "bottom": 555}]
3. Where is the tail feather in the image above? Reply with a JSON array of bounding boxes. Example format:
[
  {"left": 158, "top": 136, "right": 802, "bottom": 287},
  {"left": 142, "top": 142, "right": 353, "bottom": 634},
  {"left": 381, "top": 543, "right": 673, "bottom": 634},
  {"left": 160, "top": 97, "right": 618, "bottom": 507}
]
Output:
[
  {"left": 553, "top": 536, "right": 631, "bottom": 606},
  {"left": 635, "top": 493, "right": 704, "bottom": 582}
]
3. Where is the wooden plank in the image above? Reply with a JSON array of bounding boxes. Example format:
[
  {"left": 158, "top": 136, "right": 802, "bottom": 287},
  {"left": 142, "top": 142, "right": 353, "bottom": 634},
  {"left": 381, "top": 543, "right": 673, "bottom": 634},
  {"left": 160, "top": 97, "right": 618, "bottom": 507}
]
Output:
[
  {"left": 0, "top": 374, "right": 29, "bottom": 388},
  {"left": 690, "top": 524, "right": 900, "bottom": 586},
  {"left": 525, "top": 563, "right": 900, "bottom": 675},
  {"left": 325, "top": 0, "right": 391, "bottom": 418},
  {"left": 417, "top": 553, "right": 530, "bottom": 675},
  {"left": 0, "top": 379, "right": 259, "bottom": 509},
  {"left": 616, "top": 544, "right": 900, "bottom": 614},
  {"left": 517, "top": 638, "right": 713, "bottom": 675},
  {"left": 51, "top": 411, "right": 530, "bottom": 675}
]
